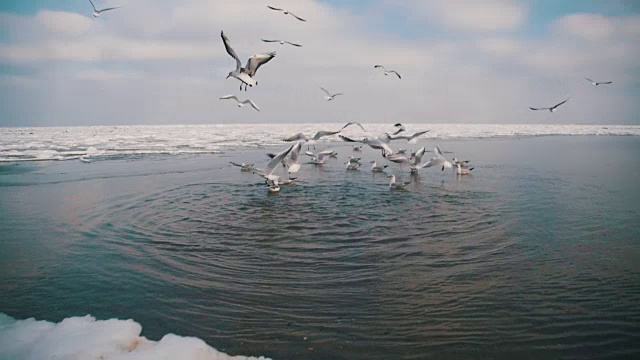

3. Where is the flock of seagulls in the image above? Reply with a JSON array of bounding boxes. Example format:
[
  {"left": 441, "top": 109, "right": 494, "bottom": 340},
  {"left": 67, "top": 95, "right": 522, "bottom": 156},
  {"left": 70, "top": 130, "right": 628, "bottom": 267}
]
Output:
[{"left": 82, "top": 2, "right": 611, "bottom": 194}]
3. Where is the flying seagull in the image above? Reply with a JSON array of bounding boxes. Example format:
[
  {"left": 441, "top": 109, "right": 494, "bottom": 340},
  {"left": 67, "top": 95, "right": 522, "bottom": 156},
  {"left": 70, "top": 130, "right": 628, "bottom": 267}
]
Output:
[
  {"left": 230, "top": 162, "right": 255, "bottom": 172},
  {"left": 585, "top": 78, "right": 612, "bottom": 86},
  {"left": 416, "top": 146, "right": 453, "bottom": 172},
  {"left": 529, "top": 98, "right": 570, "bottom": 112},
  {"left": 339, "top": 135, "right": 394, "bottom": 157},
  {"left": 88, "top": 0, "right": 121, "bottom": 17},
  {"left": 305, "top": 150, "right": 335, "bottom": 165},
  {"left": 320, "top": 87, "right": 343, "bottom": 101},
  {"left": 221, "top": 31, "right": 276, "bottom": 91},
  {"left": 254, "top": 144, "right": 295, "bottom": 184},
  {"left": 384, "top": 130, "right": 430, "bottom": 143},
  {"left": 219, "top": 95, "right": 260, "bottom": 111},
  {"left": 374, "top": 65, "right": 401, "bottom": 79},
  {"left": 267, "top": 5, "right": 307, "bottom": 22},
  {"left": 262, "top": 39, "right": 302, "bottom": 47}
]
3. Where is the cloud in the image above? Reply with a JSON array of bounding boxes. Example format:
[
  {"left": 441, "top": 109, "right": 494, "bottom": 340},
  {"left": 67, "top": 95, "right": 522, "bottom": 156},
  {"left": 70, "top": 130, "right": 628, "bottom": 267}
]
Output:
[
  {"left": 398, "top": 0, "right": 527, "bottom": 32},
  {"left": 0, "top": 0, "right": 638, "bottom": 126},
  {"left": 553, "top": 13, "right": 615, "bottom": 41}
]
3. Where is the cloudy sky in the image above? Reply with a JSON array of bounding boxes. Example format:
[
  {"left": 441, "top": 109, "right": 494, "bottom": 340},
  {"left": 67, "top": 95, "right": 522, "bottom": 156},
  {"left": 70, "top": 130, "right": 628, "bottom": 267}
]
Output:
[{"left": 1, "top": 0, "right": 639, "bottom": 126}]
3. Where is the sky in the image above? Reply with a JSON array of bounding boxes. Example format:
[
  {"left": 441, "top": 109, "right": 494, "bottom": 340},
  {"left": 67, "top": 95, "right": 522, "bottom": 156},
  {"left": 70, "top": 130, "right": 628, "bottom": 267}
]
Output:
[{"left": 0, "top": 0, "right": 639, "bottom": 126}]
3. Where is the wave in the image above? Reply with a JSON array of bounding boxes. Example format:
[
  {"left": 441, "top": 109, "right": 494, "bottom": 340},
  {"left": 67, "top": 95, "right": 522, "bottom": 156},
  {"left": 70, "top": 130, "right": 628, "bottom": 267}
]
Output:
[
  {"left": 0, "top": 312, "right": 271, "bottom": 360},
  {"left": 1, "top": 123, "right": 638, "bottom": 162}
]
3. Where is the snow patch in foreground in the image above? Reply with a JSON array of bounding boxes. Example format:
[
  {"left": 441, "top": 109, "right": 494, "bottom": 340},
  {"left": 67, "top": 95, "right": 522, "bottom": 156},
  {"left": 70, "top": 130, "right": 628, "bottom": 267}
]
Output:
[{"left": 0, "top": 313, "right": 271, "bottom": 360}]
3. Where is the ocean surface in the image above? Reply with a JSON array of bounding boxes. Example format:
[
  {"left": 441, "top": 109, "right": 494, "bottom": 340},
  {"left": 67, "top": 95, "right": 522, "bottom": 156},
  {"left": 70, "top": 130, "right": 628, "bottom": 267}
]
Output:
[{"left": 1, "top": 125, "right": 640, "bottom": 359}]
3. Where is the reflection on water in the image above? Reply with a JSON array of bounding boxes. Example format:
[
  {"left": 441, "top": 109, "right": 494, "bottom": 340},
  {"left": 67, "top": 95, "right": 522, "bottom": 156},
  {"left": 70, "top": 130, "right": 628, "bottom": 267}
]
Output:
[{"left": 1, "top": 136, "right": 639, "bottom": 360}]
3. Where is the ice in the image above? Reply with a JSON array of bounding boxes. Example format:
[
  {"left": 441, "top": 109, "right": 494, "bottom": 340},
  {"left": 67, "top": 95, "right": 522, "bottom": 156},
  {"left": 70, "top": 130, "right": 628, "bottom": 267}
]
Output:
[
  {"left": 0, "top": 123, "right": 638, "bottom": 162},
  {"left": 0, "top": 313, "right": 272, "bottom": 360}
]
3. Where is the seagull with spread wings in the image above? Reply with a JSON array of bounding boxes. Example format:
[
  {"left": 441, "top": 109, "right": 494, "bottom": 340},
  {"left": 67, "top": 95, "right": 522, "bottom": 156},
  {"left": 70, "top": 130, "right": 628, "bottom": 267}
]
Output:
[
  {"left": 374, "top": 65, "right": 401, "bottom": 79},
  {"left": 529, "top": 98, "right": 570, "bottom": 112},
  {"left": 320, "top": 87, "right": 343, "bottom": 101},
  {"left": 261, "top": 39, "right": 302, "bottom": 47},
  {"left": 88, "top": 0, "right": 121, "bottom": 17},
  {"left": 221, "top": 31, "right": 276, "bottom": 91},
  {"left": 267, "top": 5, "right": 307, "bottom": 22},
  {"left": 585, "top": 78, "right": 612, "bottom": 86},
  {"left": 219, "top": 95, "right": 260, "bottom": 111}
]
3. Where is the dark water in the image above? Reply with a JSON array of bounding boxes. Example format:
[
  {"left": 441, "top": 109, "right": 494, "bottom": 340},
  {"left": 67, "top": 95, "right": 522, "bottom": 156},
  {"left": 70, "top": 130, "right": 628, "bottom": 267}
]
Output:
[{"left": 1, "top": 136, "right": 639, "bottom": 359}]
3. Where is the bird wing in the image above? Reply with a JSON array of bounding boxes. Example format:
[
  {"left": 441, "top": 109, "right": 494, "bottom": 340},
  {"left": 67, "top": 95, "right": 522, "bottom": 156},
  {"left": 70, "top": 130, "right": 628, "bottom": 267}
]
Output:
[
  {"left": 339, "top": 135, "right": 364, "bottom": 143},
  {"left": 392, "top": 128, "right": 405, "bottom": 135},
  {"left": 389, "top": 71, "right": 401, "bottom": 79},
  {"left": 317, "top": 150, "right": 334, "bottom": 160},
  {"left": 374, "top": 64, "right": 385, "bottom": 70},
  {"left": 261, "top": 39, "right": 280, "bottom": 43},
  {"left": 98, "top": 6, "right": 121, "bottom": 13},
  {"left": 320, "top": 87, "right": 331, "bottom": 96},
  {"left": 245, "top": 52, "right": 276, "bottom": 77},
  {"left": 219, "top": 95, "right": 239, "bottom": 102},
  {"left": 88, "top": 0, "right": 98, "bottom": 11},
  {"left": 221, "top": 31, "right": 242, "bottom": 72},
  {"left": 529, "top": 107, "right": 548, "bottom": 111},
  {"left": 267, "top": 5, "right": 283, "bottom": 11},
  {"left": 265, "top": 144, "right": 294, "bottom": 175},
  {"left": 408, "top": 130, "right": 429, "bottom": 141},
  {"left": 285, "top": 41, "right": 302, "bottom": 47},
  {"left": 230, "top": 161, "right": 243, "bottom": 167},
  {"left": 288, "top": 12, "right": 307, "bottom": 22},
  {"left": 585, "top": 77, "right": 594, "bottom": 83},
  {"left": 290, "top": 141, "right": 303, "bottom": 162},
  {"left": 552, "top": 98, "right": 569, "bottom": 109},
  {"left": 434, "top": 146, "right": 445, "bottom": 159},
  {"left": 314, "top": 130, "right": 340, "bottom": 139},
  {"left": 304, "top": 151, "right": 316, "bottom": 157},
  {"left": 412, "top": 147, "right": 426, "bottom": 165},
  {"left": 332, "top": 93, "right": 344, "bottom": 97},
  {"left": 380, "top": 143, "right": 394, "bottom": 156},
  {"left": 394, "top": 123, "right": 403, "bottom": 127},
  {"left": 340, "top": 122, "right": 366, "bottom": 132},
  {"left": 598, "top": 81, "right": 612, "bottom": 85},
  {"left": 246, "top": 100, "right": 260, "bottom": 111},
  {"left": 283, "top": 132, "right": 307, "bottom": 142}
]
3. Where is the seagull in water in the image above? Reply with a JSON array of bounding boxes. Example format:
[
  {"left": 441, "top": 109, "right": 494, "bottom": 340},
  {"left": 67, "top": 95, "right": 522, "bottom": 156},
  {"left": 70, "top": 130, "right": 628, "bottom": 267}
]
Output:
[
  {"left": 320, "top": 87, "right": 343, "bottom": 101},
  {"left": 88, "top": 0, "right": 121, "bottom": 17},
  {"left": 230, "top": 162, "right": 255, "bottom": 172},
  {"left": 530, "top": 98, "right": 569, "bottom": 112},
  {"left": 221, "top": 31, "right": 276, "bottom": 91},
  {"left": 253, "top": 144, "right": 295, "bottom": 186},
  {"left": 374, "top": 65, "right": 401, "bottom": 79},
  {"left": 387, "top": 175, "right": 411, "bottom": 190},
  {"left": 267, "top": 5, "right": 307, "bottom": 22},
  {"left": 415, "top": 147, "right": 453, "bottom": 172},
  {"left": 370, "top": 161, "right": 388, "bottom": 172},
  {"left": 585, "top": 78, "right": 612, "bottom": 86},
  {"left": 267, "top": 141, "right": 304, "bottom": 174},
  {"left": 455, "top": 163, "right": 474, "bottom": 175},
  {"left": 262, "top": 39, "right": 302, "bottom": 47},
  {"left": 353, "top": 145, "right": 362, "bottom": 152},
  {"left": 305, "top": 150, "right": 335, "bottom": 165},
  {"left": 219, "top": 95, "right": 260, "bottom": 111}
]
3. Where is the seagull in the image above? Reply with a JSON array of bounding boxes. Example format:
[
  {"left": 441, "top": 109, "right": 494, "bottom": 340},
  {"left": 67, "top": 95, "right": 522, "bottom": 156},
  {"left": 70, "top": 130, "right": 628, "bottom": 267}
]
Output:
[
  {"left": 320, "top": 87, "right": 343, "bottom": 101},
  {"left": 305, "top": 150, "right": 335, "bottom": 165},
  {"left": 253, "top": 144, "right": 295, "bottom": 183},
  {"left": 370, "top": 161, "right": 388, "bottom": 172},
  {"left": 585, "top": 78, "right": 612, "bottom": 86},
  {"left": 79, "top": 156, "right": 92, "bottom": 163},
  {"left": 262, "top": 39, "right": 302, "bottom": 47},
  {"left": 409, "top": 147, "right": 426, "bottom": 173},
  {"left": 374, "top": 65, "right": 401, "bottom": 79},
  {"left": 345, "top": 158, "right": 361, "bottom": 170},
  {"left": 416, "top": 146, "right": 453, "bottom": 172},
  {"left": 455, "top": 164, "right": 474, "bottom": 175},
  {"left": 219, "top": 95, "right": 260, "bottom": 111},
  {"left": 339, "top": 135, "right": 394, "bottom": 156},
  {"left": 452, "top": 158, "right": 470, "bottom": 166},
  {"left": 267, "top": 5, "right": 307, "bottom": 22},
  {"left": 384, "top": 130, "right": 430, "bottom": 143},
  {"left": 221, "top": 31, "right": 275, "bottom": 91},
  {"left": 387, "top": 175, "right": 411, "bottom": 190},
  {"left": 266, "top": 179, "right": 281, "bottom": 193},
  {"left": 385, "top": 154, "right": 412, "bottom": 164},
  {"left": 397, "top": 148, "right": 408, "bottom": 155},
  {"left": 267, "top": 141, "right": 303, "bottom": 173},
  {"left": 353, "top": 145, "right": 362, "bottom": 152},
  {"left": 230, "top": 161, "right": 255, "bottom": 172},
  {"left": 283, "top": 122, "right": 364, "bottom": 149},
  {"left": 392, "top": 123, "right": 406, "bottom": 135},
  {"left": 530, "top": 98, "right": 570, "bottom": 112},
  {"left": 88, "top": 0, "right": 121, "bottom": 17}
]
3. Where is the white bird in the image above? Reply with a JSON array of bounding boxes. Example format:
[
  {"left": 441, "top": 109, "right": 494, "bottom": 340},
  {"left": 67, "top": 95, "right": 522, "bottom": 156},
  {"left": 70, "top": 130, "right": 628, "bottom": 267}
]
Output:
[
  {"left": 346, "top": 158, "right": 361, "bottom": 170},
  {"left": 230, "top": 161, "right": 255, "bottom": 172},
  {"left": 267, "top": 141, "right": 303, "bottom": 173},
  {"left": 305, "top": 150, "right": 335, "bottom": 165},
  {"left": 254, "top": 144, "right": 295, "bottom": 183},
  {"left": 452, "top": 157, "right": 470, "bottom": 166},
  {"left": 585, "top": 77, "right": 612, "bottom": 86},
  {"left": 262, "top": 39, "right": 302, "bottom": 47},
  {"left": 348, "top": 156, "right": 362, "bottom": 164},
  {"left": 88, "top": 0, "right": 121, "bottom": 17},
  {"left": 267, "top": 5, "right": 307, "bottom": 22},
  {"left": 339, "top": 135, "right": 394, "bottom": 157},
  {"left": 455, "top": 164, "right": 474, "bottom": 175},
  {"left": 353, "top": 145, "right": 362, "bottom": 152},
  {"left": 387, "top": 175, "right": 411, "bottom": 190},
  {"left": 370, "top": 161, "right": 388, "bottom": 172},
  {"left": 219, "top": 95, "right": 260, "bottom": 111},
  {"left": 530, "top": 98, "right": 569, "bottom": 112},
  {"left": 392, "top": 123, "right": 406, "bottom": 135},
  {"left": 374, "top": 65, "right": 401, "bottom": 79},
  {"left": 266, "top": 179, "right": 281, "bottom": 193},
  {"left": 283, "top": 122, "right": 365, "bottom": 149},
  {"left": 320, "top": 87, "right": 343, "bottom": 101},
  {"left": 409, "top": 147, "right": 427, "bottom": 173},
  {"left": 385, "top": 154, "right": 412, "bottom": 164},
  {"left": 416, "top": 146, "right": 453, "bottom": 172},
  {"left": 221, "top": 31, "right": 276, "bottom": 91},
  {"left": 384, "top": 130, "right": 430, "bottom": 143},
  {"left": 79, "top": 156, "right": 92, "bottom": 163}
]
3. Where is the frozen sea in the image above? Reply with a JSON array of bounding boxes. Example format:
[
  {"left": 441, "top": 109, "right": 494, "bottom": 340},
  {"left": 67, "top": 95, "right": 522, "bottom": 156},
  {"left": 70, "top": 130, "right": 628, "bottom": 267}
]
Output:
[{"left": 1, "top": 124, "right": 640, "bottom": 359}]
